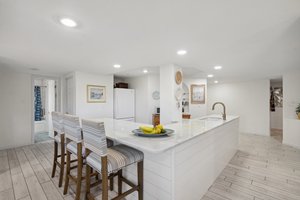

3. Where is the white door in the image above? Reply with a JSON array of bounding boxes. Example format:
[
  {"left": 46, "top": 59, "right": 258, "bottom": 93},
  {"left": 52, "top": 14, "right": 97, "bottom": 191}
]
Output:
[
  {"left": 114, "top": 89, "right": 135, "bottom": 119},
  {"left": 47, "top": 80, "right": 56, "bottom": 137},
  {"left": 66, "top": 76, "right": 75, "bottom": 114}
]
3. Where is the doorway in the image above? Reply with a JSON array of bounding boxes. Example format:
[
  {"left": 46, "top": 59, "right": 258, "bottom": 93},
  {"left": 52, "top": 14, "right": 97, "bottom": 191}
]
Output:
[
  {"left": 65, "top": 75, "right": 75, "bottom": 115},
  {"left": 33, "top": 77, "right": 58, "bottom": 143},
  {"left": 270, "top": 78, "right": 283, "bottom": 142}
]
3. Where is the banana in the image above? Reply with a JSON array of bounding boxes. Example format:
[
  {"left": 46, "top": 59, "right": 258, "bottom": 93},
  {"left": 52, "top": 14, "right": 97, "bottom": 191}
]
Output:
[
  {"left": 139, "top": 125, "right": 164, "bottom": 134},
  {"left": 139, "top": 126, "right": 154, "bottom": 133},
  {"left": 156, "top": 124, "right": 164, "bottom": 130}
]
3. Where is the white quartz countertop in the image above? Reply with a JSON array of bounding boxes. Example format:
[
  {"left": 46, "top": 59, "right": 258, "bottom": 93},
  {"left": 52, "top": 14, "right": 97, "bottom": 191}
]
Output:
[{"left": 89, "top": 115, "right": 239, "bottom": 153}]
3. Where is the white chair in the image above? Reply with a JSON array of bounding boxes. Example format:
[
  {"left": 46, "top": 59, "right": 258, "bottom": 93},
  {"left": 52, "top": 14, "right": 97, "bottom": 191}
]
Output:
[
  {"left": 63, "top": 115, "right": 115, "bottom": 200},
  {"left": 63, "top": 114, "right": 84, "bottom": 200},
  {"left": 51, "top": 112, "right": 65, "bottom": 187}
]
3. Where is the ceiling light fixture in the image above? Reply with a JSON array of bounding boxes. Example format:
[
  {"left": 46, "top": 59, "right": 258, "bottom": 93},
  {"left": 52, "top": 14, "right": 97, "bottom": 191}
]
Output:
[
  {"left": 207, "top": 74, "right": 214, "bottom": 78},
  {"left": 214, "top": 80, "right": 219, "bottom": 84},
  {"left": 143, "top": 69, "right": 148, "bottom": 73},
  {"left": 60, "top": 18, "right": 77, "bottom": 27},
  {"left": 177, "top": 50, "right": 187, "bottom": 55},
  {"left": 113, "top": 64, "right": 121, "bottom": 68},
  {"left": 214, "top": 66, "right": 222, "bottom": 70}
]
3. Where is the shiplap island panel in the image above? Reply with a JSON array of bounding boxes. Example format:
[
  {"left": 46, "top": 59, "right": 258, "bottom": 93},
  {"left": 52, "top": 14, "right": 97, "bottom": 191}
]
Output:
[{"left": 90, "top": 115, "right": 239, "bottom": 200}]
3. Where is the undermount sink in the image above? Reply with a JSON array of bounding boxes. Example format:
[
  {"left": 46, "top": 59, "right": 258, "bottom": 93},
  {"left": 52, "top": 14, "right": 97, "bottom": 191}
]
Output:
[{"left": 199, "top": 117, "right": 223, "bottom": 121}]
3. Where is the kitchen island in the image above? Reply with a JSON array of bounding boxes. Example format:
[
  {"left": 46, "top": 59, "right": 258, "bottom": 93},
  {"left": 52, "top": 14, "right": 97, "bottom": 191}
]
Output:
[{"left": 90, "top": 115, "right": 239, "bottom": 200}]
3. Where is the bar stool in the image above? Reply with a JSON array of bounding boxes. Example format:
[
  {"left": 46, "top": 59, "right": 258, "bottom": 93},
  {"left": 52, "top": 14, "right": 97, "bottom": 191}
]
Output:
[
  {"left": 51, "top": 112, "right": 65, "bottom": 187},
  {"left": 63, "top": 114, "right": 85, "bottom": 200},
  {"left": 63, "top": 115, "right": 115, "bottom": 200},
  {"left": 82, "top": 119, "right": 144, "bottom": 200}
]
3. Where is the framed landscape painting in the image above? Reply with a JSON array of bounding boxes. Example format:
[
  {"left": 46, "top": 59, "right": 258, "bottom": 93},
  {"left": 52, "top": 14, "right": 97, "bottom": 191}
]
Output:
[
  {"left": 191, "top": 84, "right": 205, "bottom": 104},
  {"left": 87, "top": 85, "right": 106, "bottom": 103}
]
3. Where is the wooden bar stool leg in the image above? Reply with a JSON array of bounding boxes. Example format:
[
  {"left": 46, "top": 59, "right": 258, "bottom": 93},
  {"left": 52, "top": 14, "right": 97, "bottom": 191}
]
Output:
[
  {"left": 85, "top": 164, "right": 91, "bottom": 200},
  {"left": 101, "top": 156, "right": 109, "bottom": 200},
  {"left": 51, "top": 140, "right": 58, "bottom": 178},
  {"left": 118, "top": 169, "right": 122, "bottom": 195},
  {"left": 63, "top": 150, "right": 71, "bottom": 195},
  {"left": 137, "top": 161, "right": 144, "bottom": 200},
  {"left": 58, "top": 136, "right": 65, "bottom": 187},
  {"left": 110, "top": 176, "right": 114, "bottom": 191},
  {"left": 95, "top": 171, "right": 99, "bottom": 181},
  {"left": 75, "top": 143, "right": 83, "bottom": 200}
]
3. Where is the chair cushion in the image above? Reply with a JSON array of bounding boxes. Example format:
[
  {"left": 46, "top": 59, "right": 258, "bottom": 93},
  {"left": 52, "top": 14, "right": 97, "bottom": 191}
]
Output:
[
  {"left": 66, "top": 139, "right": 113, "bottom": 157},
  {"left": 86, "top": 144, "right": 144, "bottom": 174},
  {"left": 66, "top": 141, "right": 86, "bottom": 156}
]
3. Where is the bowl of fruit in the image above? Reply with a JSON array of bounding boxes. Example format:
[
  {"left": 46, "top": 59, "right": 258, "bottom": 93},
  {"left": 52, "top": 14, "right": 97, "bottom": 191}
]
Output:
[{"left": 132, "top": 124, "right": 174, "bottom": 137}]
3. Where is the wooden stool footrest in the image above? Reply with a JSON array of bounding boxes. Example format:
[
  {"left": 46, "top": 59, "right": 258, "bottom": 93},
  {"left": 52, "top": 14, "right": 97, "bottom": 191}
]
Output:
[
  {"left": 121, "top": 177, "right": 135, "bottom": 188},
  {"left": 111, "top": 186, "right": 139, "bottom": 200}
]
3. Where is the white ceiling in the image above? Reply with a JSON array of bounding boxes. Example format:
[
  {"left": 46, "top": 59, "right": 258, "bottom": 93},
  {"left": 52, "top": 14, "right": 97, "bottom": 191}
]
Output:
[
  {"left": 114, "top": 66, "right": 206, "bottom": 80},
  {"left": 0, "top": 0, "right": 300, "bottom": 82}
]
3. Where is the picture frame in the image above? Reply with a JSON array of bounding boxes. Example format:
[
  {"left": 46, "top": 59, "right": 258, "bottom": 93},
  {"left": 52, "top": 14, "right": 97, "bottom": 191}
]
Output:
[
  {"left": 87, "top": 85, "right": 106, "bottom": 103},
  {"left": 191, "top": 84, "right": 205, "bottom": 104}
]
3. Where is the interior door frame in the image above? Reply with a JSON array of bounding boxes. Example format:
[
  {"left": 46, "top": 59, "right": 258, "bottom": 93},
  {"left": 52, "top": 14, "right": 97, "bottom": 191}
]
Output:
[
  {"left": 64, "top": 73, "right": 76, "bottom": 115},
  {"left": 31, "top": 75, "right": 62, "bottom": 144}
]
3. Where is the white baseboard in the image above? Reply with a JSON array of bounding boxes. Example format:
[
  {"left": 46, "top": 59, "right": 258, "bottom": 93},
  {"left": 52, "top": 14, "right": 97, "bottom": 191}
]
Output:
[{"left": 283, "top": 140, "right": 300, "bottom": 150}]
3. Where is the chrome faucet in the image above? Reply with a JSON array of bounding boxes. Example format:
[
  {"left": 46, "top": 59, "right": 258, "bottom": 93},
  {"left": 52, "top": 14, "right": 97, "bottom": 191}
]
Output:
[{"left": 212, "top": 102, "right": 226, "bottom": 120}]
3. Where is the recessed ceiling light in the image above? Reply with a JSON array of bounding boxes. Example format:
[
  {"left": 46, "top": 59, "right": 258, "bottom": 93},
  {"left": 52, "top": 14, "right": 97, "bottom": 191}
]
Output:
[
  {"left": 143, "top": 69, "right": 148, "bottom": 73},
  {"left": 113, "top": 64, "right": 121, "bottom": 68},
  {"left": 207, "top": 74, "right": 214, "bottom": 78},
  {"left": 177, "top": 50, "right": 187, "bottom": 55},
  {"left": 60, "top": 18, "right": 77, "bottom": 27},
  {"left": 214, "top": 80, "right": 219, "bottom": 84},
  {"left": 214, "top": 66, "right": 222, "bottom": 70}
]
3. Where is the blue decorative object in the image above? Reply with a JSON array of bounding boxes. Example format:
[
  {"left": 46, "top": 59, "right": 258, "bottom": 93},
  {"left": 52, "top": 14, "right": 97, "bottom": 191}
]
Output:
[{"left": 34, "top": 86, "right": 42, "bottom": 121}]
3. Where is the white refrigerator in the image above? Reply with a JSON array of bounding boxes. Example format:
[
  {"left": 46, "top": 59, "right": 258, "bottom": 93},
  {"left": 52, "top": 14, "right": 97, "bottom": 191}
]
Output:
[{"left": 113, "top": 88, "right": 135, "bottom": 121}]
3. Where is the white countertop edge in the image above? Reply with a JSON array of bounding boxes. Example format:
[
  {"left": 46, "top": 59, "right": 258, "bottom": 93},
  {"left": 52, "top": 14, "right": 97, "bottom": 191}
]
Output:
[
  {"left": 147, "top": 115, "right": 240, "bottom": 153},
  {"left": 96, "top": 115, "right": 240, "bottom": 154}
]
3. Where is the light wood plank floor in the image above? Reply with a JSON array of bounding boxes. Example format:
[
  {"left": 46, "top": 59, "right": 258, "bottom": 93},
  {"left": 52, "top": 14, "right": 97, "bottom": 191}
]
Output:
[
  {"left": 201, "top": 134, "right": 300, "bottom": 200},
  {"left": 1, "top": 133, "right": 300, "bottom": 200},
  {"left": 0, "top": 141, "right": 116, "bottom": 200},
  {"left": 271, "top": 129, "right": 283, "bottom": 143}
]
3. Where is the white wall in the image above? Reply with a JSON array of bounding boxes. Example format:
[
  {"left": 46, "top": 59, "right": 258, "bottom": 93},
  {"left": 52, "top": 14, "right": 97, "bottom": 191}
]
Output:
[
  {"left": 283, "top": 70, "right": 300, "bottom": 149},
  {"left": 147, "top": 74, "right": 160, "bottom": 122},
  {"left": 74, "top": 71, "right": 114, "bottom": 118},
  {"left": 125, "top": 76, "right": 149, "bottom": 123},
  {"left": 208, "top": 79, "right": 270, "bottom": 136},
  {"left": 183, "top": 78, "right": 207, "bottom": 118},
  {"left": 160, "top": 64, "right": 182, "bottom": 124},
  {"left": 114, "top": 76, "right": 125, "bottom": 86},
  {"left": 124, "top": 74, "right": 160, "bottom": 124},
  {"left": 0, "top": 67, "right": 32, "bottom": 149}
]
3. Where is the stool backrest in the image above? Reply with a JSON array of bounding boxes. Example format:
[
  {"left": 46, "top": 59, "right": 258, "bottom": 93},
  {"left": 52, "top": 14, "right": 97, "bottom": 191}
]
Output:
[
  {"left": 63, "top": 114, "right": 82, "bottom": 142},
  {"left": 51, "top": 112, "right": 64, "bottom": 134},
  {"left": 82, "top": 119, "right": 108, "bottom": 156}
]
